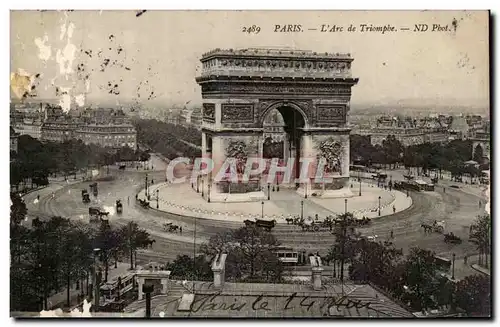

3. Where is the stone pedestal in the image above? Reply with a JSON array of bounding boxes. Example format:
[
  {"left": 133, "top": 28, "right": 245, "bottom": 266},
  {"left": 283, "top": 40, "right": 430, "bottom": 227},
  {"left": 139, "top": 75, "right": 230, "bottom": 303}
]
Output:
[
  {"left": 312, "top": 267, "right": 324, "bottom": 291},
  {"left": 137, "top": 277, "right": 144, "bottom": 300},
  {"left": 211, "top": 253, "right": 227, "bottom": 289},
  {"left": 161, "top": 279, "right": 168, "bottom": 294}
]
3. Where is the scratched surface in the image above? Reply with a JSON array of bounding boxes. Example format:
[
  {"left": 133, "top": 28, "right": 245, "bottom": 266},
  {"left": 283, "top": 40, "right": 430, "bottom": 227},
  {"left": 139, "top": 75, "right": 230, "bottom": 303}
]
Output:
[{"left": 10, "top": 10, "right": 488, "bottom": 112}]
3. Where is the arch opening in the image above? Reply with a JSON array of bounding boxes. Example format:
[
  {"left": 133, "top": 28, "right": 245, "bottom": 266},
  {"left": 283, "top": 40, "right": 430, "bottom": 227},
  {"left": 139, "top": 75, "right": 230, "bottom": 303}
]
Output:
[{"left": 262, "top": 105, "right": 306, "bottom": 185}]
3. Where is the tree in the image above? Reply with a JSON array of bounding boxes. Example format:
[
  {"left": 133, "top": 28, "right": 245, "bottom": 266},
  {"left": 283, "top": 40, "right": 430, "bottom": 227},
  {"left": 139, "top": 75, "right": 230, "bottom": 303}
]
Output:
[
  {"left": 59, "top": 224, "right": 93, "bottom": 307},
  {"left": 469, "top": 214, "right": 491, "bottom": 268},
  {"left": 166, "top": 255, "right": 212, "bottom": 281},
  {"left": 95, "top": 225, "right": 124, "bottom": 282},
  {"left": 10, "top": 192, "right": 27, "bottom": 226},
  {"left": 401, "top": 247, "right": 440, "bottom": 311},
  {"left": 200, "top": 226, "right": 283, "bottom": 283},
  {"left": 118, "top": 222, "right": 154, "bottom": 269},
  {"left": 348, "top": 239, "right": 403, "bottom": 290},
  {"left": 328, "top": 213, "right": 360, "bottom": 281},
  {"left": 454, "top": 274, "right": 491, "bottom": 316},
  {"left": 382, "top": 135, "right": 403, "bottom": 168}
]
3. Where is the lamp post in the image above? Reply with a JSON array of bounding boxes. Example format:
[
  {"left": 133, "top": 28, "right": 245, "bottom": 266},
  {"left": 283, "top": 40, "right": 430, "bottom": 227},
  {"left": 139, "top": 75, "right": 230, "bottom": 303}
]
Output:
[
  {"left": 267, "top": 183, "right": 270, "bottom": 200},
  {"left": 304, "top": 183, "right": 308, "bottom": 199},
  {"left": 145, "top": 173, "right": 148, "bottom": 198},
  {"left": 301, "top": 200, "right": 304, "bottom": 220},
  {"left": 344, "top": 199, "right": 348, "bottom": 214},
  {"left": 359, "top": 176, "right": 362, "bottom": 197},
  {"left": 201, "top": 178, "right": 204, "bottom": 197},
  {"left": 378, "top": 196, "right": 381, "bottom": 216},
  {"left": 207, "top": 178, "right": 211, "bottom": 203},
  {"left": 196, "top": 176, "right": 200, "bottom": 193},
  {"left": 452, "top": 253, "right": 456, "bottom": 280},
  {"left": 156, "top": 189, "right": 159, "bottom": 209},
  {"left": 261, "top": 201, "right": 264, "bottom": 219}
]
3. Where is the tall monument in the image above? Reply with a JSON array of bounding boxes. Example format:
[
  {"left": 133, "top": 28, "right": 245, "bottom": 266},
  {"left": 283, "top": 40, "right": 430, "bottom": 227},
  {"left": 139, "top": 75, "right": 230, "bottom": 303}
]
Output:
[{"left": 195, "top": 48, "right": 359, "bottom": 202}]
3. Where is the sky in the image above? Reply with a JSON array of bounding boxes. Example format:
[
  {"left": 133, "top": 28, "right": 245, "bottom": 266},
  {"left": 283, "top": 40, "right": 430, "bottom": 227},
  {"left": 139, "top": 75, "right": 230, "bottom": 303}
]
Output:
[{"left": 10, "top": 10, "right": 489, "bottom": 110}]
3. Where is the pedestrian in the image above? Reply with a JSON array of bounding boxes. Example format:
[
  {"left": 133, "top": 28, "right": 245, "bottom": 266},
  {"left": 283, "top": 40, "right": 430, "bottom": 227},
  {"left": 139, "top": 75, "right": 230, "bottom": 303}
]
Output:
[
  {"left": 315, "top": 214, "right": 319, "bottom": 221},
  {"left": 180, "top": 226, "right": 182, "bottom": 234},
  {"left": 127, "top": 196, "right": 130, "bottom": 206},
  {"left": 390, "top": 229, "right": 394, "bottom": 239},
  {"left": 479, "top": 200, "right": 482, "bottom": 208},
  {"left": 464, "top": 255, "right": 468, "bottom": 265},
  {"left": 393, "top": 205, "right": 396, "bottom": 214},
  {"left": 37, "top": 194, "right": 40, "bottom": 201}
]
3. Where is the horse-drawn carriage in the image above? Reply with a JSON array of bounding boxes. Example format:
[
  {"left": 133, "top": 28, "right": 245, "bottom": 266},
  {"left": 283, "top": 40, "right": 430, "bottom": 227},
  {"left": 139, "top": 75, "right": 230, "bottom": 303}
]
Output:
[
  {"left": 244, "top": 219, "right": 276, "bottom": 231},
  {"left": 82, "top": 189, "right": 90, "bottom": 203},
  {"left": 118, "top": 165, "right": 126, "bottom": 170},
  {"left": 89, "top": 182, "right": 98, "bottom": 197},
  {"left": 444, "top": 232, "right": 462, "bottom": 244},
  {"left": 431, "top": 177, "right": 439, "bottom": 184},
  {"left": 89, "top": 207, "right": 109, "bottom": 223},
  {"left": 116, "top": 200, "right": 123, "bottom": 214},
  {"left": 421, "top": 220, "right": 445, "bottom": 234},
  {"left": 138, "top": 199, "right": 150, "bottom": 209},
  {"left": 162, "top": 222, "right": 180, "bottom": 233}
]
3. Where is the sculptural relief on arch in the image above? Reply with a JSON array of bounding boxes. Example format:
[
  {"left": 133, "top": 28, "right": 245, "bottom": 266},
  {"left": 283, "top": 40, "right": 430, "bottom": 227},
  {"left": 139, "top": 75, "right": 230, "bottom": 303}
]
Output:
[{"left": 196, "top": 48, "right": 359, "bottom": 202}]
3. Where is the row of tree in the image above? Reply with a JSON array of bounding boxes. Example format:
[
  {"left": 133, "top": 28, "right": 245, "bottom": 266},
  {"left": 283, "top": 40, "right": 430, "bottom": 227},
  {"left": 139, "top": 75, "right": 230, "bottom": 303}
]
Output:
[
  {"left": 10, "top": 135, "right": 150, "bottom": 191},
  {"left": 350, "top": 135, "right": 488, "bottom": 177},
  {"left": 133, "top": 118, "right": 202, "bottom": 160},
  {"left": 10, "top": 193, "right": 154, "bottom": 312}
]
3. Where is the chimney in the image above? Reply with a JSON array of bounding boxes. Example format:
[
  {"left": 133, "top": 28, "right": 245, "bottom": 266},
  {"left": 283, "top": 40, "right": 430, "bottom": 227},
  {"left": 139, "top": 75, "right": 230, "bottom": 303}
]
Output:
[
  {"left": 309, "top": 255, "right": 324, "bottom": 291},
  {"left": 211, "top": 252, "right": 227, "bottom": 289},
  {"left": 143, "top": 284, "right": 154, "bottom": 318}
]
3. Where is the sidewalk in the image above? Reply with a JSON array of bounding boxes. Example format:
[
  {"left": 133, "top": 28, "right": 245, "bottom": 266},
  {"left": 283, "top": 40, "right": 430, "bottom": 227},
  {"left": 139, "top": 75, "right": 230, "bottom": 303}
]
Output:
[
  {"left": 440, "top": 254, "right": 491, "bottom": 281},
  {"left": 48, "top": 262, "right": 141, "bottom": 310},
  {"left": 138, "top": 181, "right": 412, "bottom": 223}
]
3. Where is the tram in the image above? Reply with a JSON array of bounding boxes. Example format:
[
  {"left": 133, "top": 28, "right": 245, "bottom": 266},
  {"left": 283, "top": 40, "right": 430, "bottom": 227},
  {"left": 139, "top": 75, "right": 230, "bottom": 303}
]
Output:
[
  {"left": 272, "top": 246, "right": 299, "bottom": 265},
  {"left": 100, "top": 273, "right": 136, "bottom": 305}
]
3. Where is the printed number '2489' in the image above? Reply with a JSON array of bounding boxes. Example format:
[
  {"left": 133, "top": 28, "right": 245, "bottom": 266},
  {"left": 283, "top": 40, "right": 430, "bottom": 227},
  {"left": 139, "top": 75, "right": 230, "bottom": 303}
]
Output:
[{"left": 242, "top": 25, "right": 261, "bottom": 34}]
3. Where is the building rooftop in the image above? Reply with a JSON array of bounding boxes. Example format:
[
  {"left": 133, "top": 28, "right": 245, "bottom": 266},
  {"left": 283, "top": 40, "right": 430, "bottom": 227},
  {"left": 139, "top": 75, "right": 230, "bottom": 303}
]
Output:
[
  {"left": 201, "top": 48, "right": 352, "bottom": 60},
  {"left": 124, "top": 280, "right": 413, "bottom": 318}
]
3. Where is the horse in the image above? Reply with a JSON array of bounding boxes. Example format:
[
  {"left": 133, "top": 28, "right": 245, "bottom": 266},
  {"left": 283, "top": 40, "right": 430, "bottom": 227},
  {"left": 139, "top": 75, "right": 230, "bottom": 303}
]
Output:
[
  {"left": 421, "top": 223, "right": 432, "bottom": 234},
  {"left": 285, "top": 217, "right": 294, "bottom": 225},
  {"left": 168, "top": 225, "right": 179, "bottom": 233},
  {"left": 147, "top": 239, "right": 156, "bottom": 248}
]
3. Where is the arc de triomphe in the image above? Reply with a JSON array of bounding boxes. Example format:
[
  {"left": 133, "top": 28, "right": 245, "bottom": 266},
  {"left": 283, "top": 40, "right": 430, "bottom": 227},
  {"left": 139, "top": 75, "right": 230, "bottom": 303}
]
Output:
[{"left": 195, "top": 48, "right": 359, "bottom": 203}]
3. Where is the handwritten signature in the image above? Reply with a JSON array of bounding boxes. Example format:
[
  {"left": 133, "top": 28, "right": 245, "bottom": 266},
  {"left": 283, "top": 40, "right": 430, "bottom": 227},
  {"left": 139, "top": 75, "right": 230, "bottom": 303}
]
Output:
[{"left": 189, "top": 292, "right": 375, "bottom": 314}]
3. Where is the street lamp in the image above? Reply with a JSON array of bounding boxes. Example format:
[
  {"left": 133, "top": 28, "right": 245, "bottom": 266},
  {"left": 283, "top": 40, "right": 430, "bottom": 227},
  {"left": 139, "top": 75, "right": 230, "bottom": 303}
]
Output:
[
  {"left": 301, "top": 200, "right": 304, "bottom": 220},
  {"left": 207, "top": 178, "right": 211, "bottom": 203},
  {"left": 267, "top": 183, "right": 270, "bottom": 200},
  {"left": 344, "top": 199, "right": 348, "bottom": 214},
  {"left": 201, "top": 178, "right": 205, "bottom": 197},
  {"left": 359, "top": 176, "right": 362, "bottom": 196},
  {"left": 304, "top": 183, "right": 308, "bottom": 199},
  {"left": 261, "top": 201, "right": 264, "bottom": 219},
  {"left": 452, "top": 253, "right": 456, "bottom": 280},
  {"left": 196, "top": 176, "right": 200, "bottom": 193},
  {"left": 378, "top": 196, "right": 381, "bottom": 216},
  {"left": 145, "top": 173, "right": 148, "bottom": 198},
  {"left": 156, "top": 189, "right": 159, "bottom": 209}
]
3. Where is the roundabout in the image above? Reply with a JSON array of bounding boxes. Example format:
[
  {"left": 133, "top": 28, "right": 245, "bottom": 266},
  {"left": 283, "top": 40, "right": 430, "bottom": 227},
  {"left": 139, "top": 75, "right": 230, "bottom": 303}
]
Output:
[{"left": 139, "top": 179, "right": 412, "bottom": 223}]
